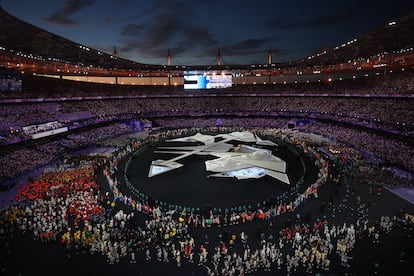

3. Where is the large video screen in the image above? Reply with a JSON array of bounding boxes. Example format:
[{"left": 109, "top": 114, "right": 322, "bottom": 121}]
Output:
[{"left": 184, "top": 71, "right": 232, "bottom": 89}]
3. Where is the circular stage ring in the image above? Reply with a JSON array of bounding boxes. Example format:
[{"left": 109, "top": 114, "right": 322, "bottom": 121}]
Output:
[{"left": 119, "top": 129, "right": 317, "bottom": 217}]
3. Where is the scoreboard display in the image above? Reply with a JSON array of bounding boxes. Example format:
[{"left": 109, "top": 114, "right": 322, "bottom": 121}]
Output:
[{"left": 184, "top": 71, "right": 232, "bottom": 89}]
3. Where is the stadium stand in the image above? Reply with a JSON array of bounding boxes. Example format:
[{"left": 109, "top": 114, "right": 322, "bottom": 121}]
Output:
[{"left": 0, "top": 5, "right": 413, "bottom": 276}]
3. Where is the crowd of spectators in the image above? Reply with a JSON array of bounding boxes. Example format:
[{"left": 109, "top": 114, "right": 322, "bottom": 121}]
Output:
[
  {"left": 3, "top": 165, "right": 103, "bottom": 242},
  {"left": 0, "top": 123, "right": 134, "bottom": 182},
  {"left": 0, "top": 68, "right": 412, "bottom": 99},
  {"left": 153, "top": 118, "right": 414, "bottom": 175},
  {"left": 1, "top": 7, "right": 413, "bottom": 273},
  {"left": 300, "top": 122, "right": 414, "bottom": 173},
  {"left": 1, "top": 126, "right": 413, "bottom": 275},
  {"left": 0, "top": 63, "right": 412, "bottom": 264},
  {"left": 154, "top": 117, "right": 290, "bottom": 130},
  {"left": 64, "top": 123, "right": 133, "bottom": 148},
  {"left": 0, "top": 146, "right": 58, "bottom": 182},
  {"left": 1, "top": 114, "right": 412, "bottom": 190},
  {"left": 1, "top": 93, "right": 412, "bottom": 145},
  {"left": 0, "top": 66, "right": 412, "bottom": 146},
  {"left": 0, "top": 102, "right": 61, "bottom": 132}
]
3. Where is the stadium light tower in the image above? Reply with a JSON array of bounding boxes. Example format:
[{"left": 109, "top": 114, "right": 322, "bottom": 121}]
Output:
[
  {"left": 267, "top": 49, "right": 273, "bottom": 84},
  {"left": 167, "top": 48, "right": 171, "bottom": 66},
  {"left": 268, "top": 49, "right": 273, "bottom": 65},
  {"left": 217, "top": 48, "right": 221, "bottom": 66}
]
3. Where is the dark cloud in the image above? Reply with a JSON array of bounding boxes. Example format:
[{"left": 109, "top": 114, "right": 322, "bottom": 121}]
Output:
[
  {"left": 119, "top": 14, "right": 182, "bottom": 53},
  {"left": 104, "top": 0, "right": 146, "bottom": 24},
  {"left": 121, "top": 24, "right": 145, "bottom": 37},
  {"left": 42, "top": 0, "right": 95, "bottom": 26},
  {"left": 212, "top": 38, "right": 289, "bottom": 65},
  {"left": 141, "top": 0, "right": 192, "bottom": 18},
  {"left": 182, "top": 26, "right": 217, "bottom": 47},
  {"left": 265, "top": 8, "right": 352, "bottom": 30},
  {"left": 225, "top": 38, "right": 273, "bottom": 55},
  {"left": 106, "top": 0, "right": 189, "bottom": 24},
  {"left": 118, "top": 0, "right": 218, "bottom": 61},
  {"left": 306, "top": 9, "right": 351, "bottom": 27},
  {"left": 265, "top": 17, "right": 304, "bottom": 29}
]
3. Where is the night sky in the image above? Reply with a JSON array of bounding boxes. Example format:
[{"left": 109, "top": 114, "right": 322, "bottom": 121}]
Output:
[{"left": 2, "top": 0, "right": 414, "bottom": 66}]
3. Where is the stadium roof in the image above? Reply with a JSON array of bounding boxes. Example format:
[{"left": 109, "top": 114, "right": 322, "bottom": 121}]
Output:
[{"left": 0, "top": 6, "right": 414, "bottom": 71}]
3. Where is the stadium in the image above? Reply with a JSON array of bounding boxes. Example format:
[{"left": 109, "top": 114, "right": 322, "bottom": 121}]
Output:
[{"left": 0, "top": 3, "right": 414, "bottom": 276}]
